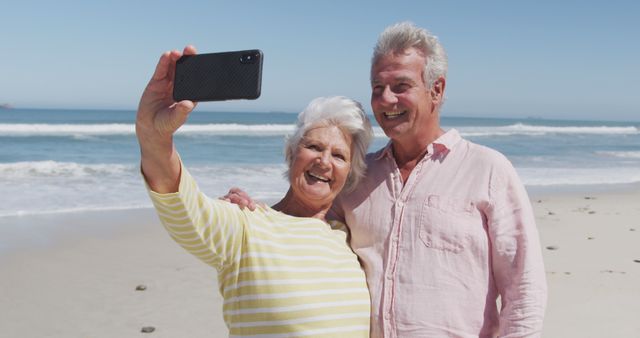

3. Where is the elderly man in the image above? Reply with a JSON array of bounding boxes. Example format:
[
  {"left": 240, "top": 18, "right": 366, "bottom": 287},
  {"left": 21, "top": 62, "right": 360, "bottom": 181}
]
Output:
[
  {"left": 229, "top": 22, "right": 547, "bottom": 338},
  {"left": 329, "top": 22, "right": 547, "bottom": 338}
]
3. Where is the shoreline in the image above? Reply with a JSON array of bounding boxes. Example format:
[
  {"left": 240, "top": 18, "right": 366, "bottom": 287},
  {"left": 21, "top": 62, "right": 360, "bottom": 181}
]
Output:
[
  {"left": 2, "top": 181, "right": 639, "bottom": 220},
  {"left": 1, "top": 187, "right": 639, "bottom": 337},
  {"left": 527, "top": 181, "right": 640, "bottom": 198}
]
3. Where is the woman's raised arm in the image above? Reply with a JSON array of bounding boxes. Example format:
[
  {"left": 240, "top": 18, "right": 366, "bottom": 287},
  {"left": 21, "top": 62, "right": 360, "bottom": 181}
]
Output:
[{"left": 136, "top": 45, "right": 197, "bottom": 193}]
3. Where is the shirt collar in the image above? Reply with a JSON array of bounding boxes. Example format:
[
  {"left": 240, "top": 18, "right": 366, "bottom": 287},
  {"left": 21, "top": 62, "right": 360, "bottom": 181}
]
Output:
[
  {"left": 374, "top": 140, "right": 394, "bottom": 160},
  {"left": 374, "top": 128, "right": 462, "bottom": 161}
]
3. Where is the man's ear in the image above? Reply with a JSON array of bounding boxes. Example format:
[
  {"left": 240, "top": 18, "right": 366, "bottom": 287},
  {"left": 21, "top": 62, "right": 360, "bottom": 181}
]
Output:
[{"left": 430, "top": 76, "right": 446, "bottom": 105}]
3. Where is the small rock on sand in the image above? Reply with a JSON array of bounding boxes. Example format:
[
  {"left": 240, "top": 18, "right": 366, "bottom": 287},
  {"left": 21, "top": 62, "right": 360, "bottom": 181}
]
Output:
[
  {"left": 136, "top": 285, "right": 147, "bottom": 291},
  {"left": 141, "top": 326, "right": 155, "bottom": 333},
  {"left": 548, "top": 211, "right": 555, "bottom": 216},
  {"left": 588, "top": 211, "right": 596, "bottom": 214},
  {"left": 546, "top": 245, "right": 559, "bottom": 250},
  {"left": 634, "top": 259, "right": 640, "bottom": 263}
]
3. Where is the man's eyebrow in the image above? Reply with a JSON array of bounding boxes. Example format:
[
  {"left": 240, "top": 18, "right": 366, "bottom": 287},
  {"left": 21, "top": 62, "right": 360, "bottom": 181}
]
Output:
[
  {"left": 395, "top": 75, "right": 416, "bottom": 84},
  {"left": 371, "top": 75, "right": 416, "bottom": 85}
]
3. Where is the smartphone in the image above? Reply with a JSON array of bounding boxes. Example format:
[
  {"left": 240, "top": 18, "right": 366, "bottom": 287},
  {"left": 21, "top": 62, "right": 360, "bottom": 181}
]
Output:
[{"left": 173, "top": 49, "right": 263, "bottom": 102}]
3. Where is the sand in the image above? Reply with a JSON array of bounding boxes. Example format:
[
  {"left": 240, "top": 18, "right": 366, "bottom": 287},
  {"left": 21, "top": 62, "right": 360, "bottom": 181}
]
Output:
[
  {"left": 0, "top": 209, "right": 227, "bottom": 338},
  {"left": 1, "top": 187, "right": 639, "bottom": 338},
  {"left": 531, "top": 187, "right": 640, "bottom": 337}
]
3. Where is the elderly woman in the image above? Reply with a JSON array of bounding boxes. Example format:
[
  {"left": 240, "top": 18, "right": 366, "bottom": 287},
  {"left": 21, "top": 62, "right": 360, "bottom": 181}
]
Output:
[{"left": 136, "top": 46, "right": 373, "bottom": 337}]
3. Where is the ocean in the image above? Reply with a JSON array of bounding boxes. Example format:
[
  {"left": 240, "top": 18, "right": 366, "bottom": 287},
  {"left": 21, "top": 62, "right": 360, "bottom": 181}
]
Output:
[{"left": 1, "top": 108, "right": 639, "bottom": 218}]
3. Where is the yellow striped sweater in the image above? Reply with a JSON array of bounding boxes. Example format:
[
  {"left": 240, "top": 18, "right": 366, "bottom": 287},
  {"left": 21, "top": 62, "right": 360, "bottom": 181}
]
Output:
[{"left": 147, "top": 166, "right": 370, "bottom": 337}]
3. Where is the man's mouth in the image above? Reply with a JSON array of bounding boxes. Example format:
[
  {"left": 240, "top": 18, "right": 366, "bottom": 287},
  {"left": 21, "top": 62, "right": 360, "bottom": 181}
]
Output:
[
  {"left": 306, "top": 171, "right": 330, "bottom": 183},
  {"left": 383, "top": 111, "right": 406, "bottom": 119}
]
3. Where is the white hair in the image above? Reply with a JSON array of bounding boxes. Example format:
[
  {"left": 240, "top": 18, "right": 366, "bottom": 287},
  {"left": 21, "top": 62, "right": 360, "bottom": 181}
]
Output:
[
  {"left": 284, "top": 96, "right": 373, "bottom": 192},
  {"left": 372, "top": 21, "right": 448, "bottom": 88}
]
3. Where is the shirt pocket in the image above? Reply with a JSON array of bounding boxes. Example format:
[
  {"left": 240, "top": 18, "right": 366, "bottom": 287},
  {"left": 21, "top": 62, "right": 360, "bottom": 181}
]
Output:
[{"left": 419, "top": 195, "right": 476, "bottom": 254}]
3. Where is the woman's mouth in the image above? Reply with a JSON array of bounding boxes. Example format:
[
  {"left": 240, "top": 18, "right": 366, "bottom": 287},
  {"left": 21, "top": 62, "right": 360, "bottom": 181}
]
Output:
[{"left": 306, "top": 171, "right": 330, "bottom": 183}]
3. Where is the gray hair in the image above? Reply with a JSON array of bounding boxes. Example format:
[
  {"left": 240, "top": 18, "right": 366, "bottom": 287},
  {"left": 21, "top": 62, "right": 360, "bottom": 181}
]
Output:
[
  {"left": 372, "top": 21, "right": 448, "bottom": 88},
  {"left": 284, "top": 96, "right": 373, "bottom": 192}
]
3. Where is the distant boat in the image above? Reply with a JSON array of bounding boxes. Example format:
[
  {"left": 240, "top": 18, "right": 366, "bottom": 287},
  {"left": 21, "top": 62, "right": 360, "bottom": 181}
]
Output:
[{"left": 0, "top": 103, "right": 13, "bottom": 109}]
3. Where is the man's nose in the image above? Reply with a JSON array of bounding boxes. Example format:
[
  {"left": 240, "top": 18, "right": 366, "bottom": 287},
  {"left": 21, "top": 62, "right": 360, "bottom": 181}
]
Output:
[{"left": 381, "top": 86, "right": 398, "bottom": 104}]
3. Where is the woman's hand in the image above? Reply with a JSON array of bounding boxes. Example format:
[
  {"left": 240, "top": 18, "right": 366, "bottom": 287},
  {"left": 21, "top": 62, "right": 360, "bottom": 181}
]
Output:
[{"left": 136, "top": 45, "right": 197, "bottom": 193}]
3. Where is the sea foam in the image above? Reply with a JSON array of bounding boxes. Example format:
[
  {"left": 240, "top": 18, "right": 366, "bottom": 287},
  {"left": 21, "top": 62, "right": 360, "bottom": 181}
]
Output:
[
  {"left": 3, "top": 122, "right": 636, "bottom": 138},
  {"left": 0, "top": 161, "right": 132, "bottom": 178},
  {"left": 0, "top": 162, "right": 289, "bottom": 218},
  {"left": 595, "top": 151, "right": 640, "bottom": 159},
  {"left": 457, "top": 123, "right": 639, "bottom": 137},
  {"left": 0, "top": 123, "right": 296, "bottom": 136}
]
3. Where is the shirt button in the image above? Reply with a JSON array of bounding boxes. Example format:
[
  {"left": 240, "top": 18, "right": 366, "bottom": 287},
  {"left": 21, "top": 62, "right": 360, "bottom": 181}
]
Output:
[
  {"left": 384, "top": 313, "right": 391, "bottom": 320},
  {"left": 425, "top": 241, "right": 432, "bottom": 247},
  {"left": 392, "top": 236, "right": 399, "bottom": 243},
  {"left": 386, "top": 274, "right": 393, "bottom": 280}
]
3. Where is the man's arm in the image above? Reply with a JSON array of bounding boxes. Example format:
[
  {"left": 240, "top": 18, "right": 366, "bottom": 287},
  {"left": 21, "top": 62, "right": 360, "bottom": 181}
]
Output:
[
  {"left": 487, "top": 160, "right": 547, "bottom": 338},
  {"left": 220, "top": 187, "right": 258, "bottom": 211}
]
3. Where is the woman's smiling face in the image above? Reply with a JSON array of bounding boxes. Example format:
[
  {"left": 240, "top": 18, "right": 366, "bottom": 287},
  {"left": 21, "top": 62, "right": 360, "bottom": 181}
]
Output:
[{"left": 288, "top": 125, "right": 353, "bottom": 209}]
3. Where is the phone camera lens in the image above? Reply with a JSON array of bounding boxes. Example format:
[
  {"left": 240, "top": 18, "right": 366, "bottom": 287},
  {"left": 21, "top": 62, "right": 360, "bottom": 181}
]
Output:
[{"left": 240, "top": 52, "right": 258, "bottom": 64}]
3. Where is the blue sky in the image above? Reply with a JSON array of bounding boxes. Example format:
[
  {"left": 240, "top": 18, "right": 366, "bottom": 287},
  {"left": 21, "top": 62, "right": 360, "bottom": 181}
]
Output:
[{"left": 1, "top": 0, "right": 638, "bottom": 121}]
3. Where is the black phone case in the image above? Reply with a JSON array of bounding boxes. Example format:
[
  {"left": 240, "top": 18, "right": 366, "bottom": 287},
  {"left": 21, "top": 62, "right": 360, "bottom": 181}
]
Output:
[{"left": 173, "top": 50, "right": 263, "bottom": 102}]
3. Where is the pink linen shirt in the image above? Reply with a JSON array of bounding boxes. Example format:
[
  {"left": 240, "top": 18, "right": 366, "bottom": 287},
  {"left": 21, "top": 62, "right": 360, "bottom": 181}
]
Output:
[{"left": 332, "top": 129, "right": 547, "bottom": 338}]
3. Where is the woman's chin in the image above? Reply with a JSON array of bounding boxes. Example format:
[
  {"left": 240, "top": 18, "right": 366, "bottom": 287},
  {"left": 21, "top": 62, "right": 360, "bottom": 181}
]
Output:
[{"left": 296, "top": 188, "right": 334, "bottom": 205}]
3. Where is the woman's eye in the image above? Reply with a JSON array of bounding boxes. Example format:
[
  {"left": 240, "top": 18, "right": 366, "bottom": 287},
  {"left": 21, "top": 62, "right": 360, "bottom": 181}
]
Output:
[{"left": 333, "top": 153, "right": 346, "bottom": 161}]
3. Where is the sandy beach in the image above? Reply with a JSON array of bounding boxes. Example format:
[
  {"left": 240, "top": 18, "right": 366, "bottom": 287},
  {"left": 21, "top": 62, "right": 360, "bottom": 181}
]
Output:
[
  {"left": 531, "top": 186, "right": 640, "bottom": 337},
  {"left": 1, "top": 187, "right": 639, "bottom": 338},
  {"left": 0, "top": 209, "right": 227, "bottom": 338}
]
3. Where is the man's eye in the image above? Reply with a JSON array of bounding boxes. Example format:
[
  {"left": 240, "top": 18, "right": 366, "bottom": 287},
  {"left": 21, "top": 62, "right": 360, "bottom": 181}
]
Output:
[{"left": 394, "top": 83, "right": 411, "bottom": 93}]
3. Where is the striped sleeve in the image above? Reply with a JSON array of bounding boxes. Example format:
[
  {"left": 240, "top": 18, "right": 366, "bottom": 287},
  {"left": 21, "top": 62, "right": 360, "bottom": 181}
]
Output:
[{"left": 145, "top": 164, "right": 246, "bottom": 271}]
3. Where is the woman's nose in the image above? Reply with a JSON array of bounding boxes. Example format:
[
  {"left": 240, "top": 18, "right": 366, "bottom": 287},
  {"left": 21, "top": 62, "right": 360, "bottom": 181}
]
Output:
[{"left": 316, "top": 151, "right": 331, "bottom": 167}]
